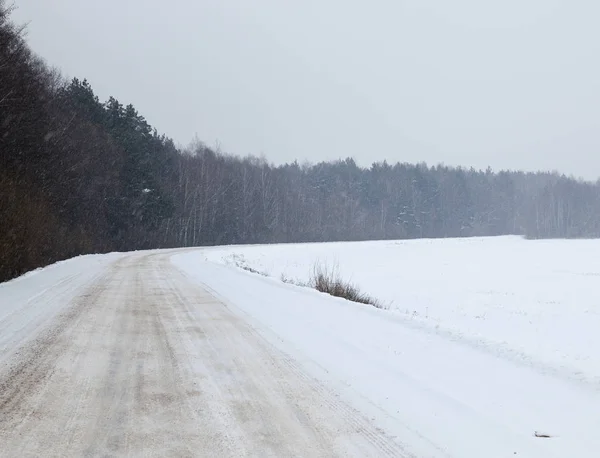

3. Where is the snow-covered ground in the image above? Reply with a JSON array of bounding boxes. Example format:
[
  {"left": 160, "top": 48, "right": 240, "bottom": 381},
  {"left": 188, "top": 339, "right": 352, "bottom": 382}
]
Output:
[
  {"left": 196, "top": 236, "right": 600, "bottom": 386},
  {"left": 173, "top": 236, "right": 600, "bottom": 457},
  {"left": 2, "top": 237, "right": 599, "bottom": 457}
]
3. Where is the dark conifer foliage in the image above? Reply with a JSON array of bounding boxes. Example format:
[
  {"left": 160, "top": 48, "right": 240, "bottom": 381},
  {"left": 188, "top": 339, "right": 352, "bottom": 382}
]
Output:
[{"left": 1, "top": 3, "right": 599, "bottom": 282}]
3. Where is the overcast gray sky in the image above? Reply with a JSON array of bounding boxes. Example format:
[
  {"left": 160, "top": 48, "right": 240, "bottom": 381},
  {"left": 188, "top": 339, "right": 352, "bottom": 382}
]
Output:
[{"left": 14, "top": 0, "right": 600, "bottom": 178}]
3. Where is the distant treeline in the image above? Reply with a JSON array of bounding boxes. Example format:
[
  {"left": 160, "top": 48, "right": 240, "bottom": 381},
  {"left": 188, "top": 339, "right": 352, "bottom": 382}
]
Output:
[{"left": 2, "top": 2, "right": 599, "bottom": 282}]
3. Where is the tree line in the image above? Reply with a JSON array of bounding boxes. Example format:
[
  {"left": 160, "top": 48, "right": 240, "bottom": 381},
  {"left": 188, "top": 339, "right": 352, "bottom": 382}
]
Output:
[{"left": 2, "top": 2, "right": 599, "bottom": 282}]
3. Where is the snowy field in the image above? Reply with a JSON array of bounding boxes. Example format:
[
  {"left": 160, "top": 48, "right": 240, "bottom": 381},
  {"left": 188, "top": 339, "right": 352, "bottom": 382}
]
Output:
[
  {"left": 198, "top": 236, "right": 600, "bottom": 387},
  {"left": 173, "top": 236, "right": 600, "bottom": 457}
]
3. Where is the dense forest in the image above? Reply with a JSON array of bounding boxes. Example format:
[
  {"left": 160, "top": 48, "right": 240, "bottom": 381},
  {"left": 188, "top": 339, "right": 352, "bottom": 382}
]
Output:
[{"left": 2, "top": 3, "right": 600, "bottom": 282}]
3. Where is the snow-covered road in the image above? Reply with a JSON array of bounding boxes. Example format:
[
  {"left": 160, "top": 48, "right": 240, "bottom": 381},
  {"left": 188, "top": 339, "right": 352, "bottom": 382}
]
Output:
[
  {"left": 0, "top": 251, "right": 405, "bottom": 457},
  {"left": 1, "top": 244, "right": 599, "bottom": 457}
]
